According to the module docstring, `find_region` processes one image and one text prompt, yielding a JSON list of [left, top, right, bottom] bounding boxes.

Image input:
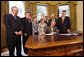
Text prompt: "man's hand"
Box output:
[[67, 29, 70, 33], [15, 31, 19, 35], [24, 33, 27, 36], [18, 31, 22, 35], [50, 32, 54, 34]]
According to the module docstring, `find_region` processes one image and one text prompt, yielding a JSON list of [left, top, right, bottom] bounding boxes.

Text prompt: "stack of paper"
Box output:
[[45, 34, 54, 35]]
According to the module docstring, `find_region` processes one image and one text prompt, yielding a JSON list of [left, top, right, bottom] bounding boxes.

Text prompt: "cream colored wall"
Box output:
[[76, 1, 83, 32]]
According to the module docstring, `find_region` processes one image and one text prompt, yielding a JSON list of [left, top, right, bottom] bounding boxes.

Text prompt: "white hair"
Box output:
[[11, 6, 18, 11]]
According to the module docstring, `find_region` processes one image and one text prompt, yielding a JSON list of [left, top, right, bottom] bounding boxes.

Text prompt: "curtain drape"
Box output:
[[1, 1, 9, 48]]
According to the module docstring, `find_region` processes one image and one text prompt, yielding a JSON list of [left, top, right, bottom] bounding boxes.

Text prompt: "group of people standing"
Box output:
[[4, 6, 71, 56], [32, 11, 71, 35]]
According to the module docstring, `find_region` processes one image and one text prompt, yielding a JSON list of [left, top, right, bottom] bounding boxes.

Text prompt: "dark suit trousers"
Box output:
[[23, 35, 29, 54], [6, 36, 21, 56]]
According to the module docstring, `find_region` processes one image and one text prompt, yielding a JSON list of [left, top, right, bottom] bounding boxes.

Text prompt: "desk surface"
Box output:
[[25, 34, 83, 49]]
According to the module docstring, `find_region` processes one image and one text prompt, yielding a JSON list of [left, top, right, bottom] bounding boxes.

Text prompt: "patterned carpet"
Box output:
[[1, 36, 28, 56], [1, 48, 28, 56]]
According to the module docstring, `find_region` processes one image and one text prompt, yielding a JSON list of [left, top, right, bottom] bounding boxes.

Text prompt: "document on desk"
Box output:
[[59, 34, 73, 36], [45, 34, 54, 35], [59, 33, 79, 36], [45, 31, 79, 36]]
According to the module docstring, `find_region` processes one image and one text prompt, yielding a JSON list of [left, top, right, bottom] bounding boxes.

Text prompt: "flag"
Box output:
[[28, 3, 32, 21]]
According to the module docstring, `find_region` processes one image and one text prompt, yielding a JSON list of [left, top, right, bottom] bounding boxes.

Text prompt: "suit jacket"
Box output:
[[46, 26, 58, 34], [21, 17, 32, 36], [4, 14, 23, 38], [57, 16, 71, 33], [48, 18, 57, 26], [45, 20, 49, 26]]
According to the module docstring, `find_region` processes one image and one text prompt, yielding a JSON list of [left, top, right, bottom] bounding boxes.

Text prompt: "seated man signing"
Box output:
[[46, 22, 59, 34]]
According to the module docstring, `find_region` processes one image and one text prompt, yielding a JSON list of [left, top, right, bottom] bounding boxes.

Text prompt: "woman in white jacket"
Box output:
[[38, 18, 47, 35]]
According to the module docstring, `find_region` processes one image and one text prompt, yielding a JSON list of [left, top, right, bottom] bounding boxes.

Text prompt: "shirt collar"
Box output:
[[12, 13, 17, 17], [62, 16, 65, 19], [51, 26, 54, 28], [11, 13, 15, 16], [27, 19, 31, 22]]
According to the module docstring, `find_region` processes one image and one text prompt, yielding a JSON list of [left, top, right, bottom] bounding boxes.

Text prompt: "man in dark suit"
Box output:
[[4, 6, 23, 56], [48, 14, 57, 26], [21, 12, 32, 54], [57, 10, 71, 33]]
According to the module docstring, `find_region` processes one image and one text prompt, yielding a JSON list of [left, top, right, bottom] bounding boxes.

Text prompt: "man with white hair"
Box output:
[[4, 6, 23, 56], [48, 14, 57, 26]]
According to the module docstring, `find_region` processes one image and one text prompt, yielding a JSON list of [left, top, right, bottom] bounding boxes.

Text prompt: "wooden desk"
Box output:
[[25, 34, 83, 56]]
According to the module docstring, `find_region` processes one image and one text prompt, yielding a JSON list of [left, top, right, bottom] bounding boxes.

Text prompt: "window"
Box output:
[[37, 4, 47, 21], [58, 5, 70, 17], [9, 1, 25, 18]]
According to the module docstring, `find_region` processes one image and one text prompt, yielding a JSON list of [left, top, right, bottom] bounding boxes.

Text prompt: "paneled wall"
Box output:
[[76, 1, 83, 32]]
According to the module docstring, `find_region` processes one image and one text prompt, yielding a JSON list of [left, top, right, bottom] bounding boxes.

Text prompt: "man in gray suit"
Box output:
[[46, 22, 59, 34]]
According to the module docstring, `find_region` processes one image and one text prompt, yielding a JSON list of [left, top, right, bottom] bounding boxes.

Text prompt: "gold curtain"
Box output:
[[1, 1, 9, 48], [54, 4, 59, 19], [47, 3, 51, 19], [25, 1, 29, 12], [47, 3, 57, 19], [30, 3, 37, 16], [25, 1, 37, 20]]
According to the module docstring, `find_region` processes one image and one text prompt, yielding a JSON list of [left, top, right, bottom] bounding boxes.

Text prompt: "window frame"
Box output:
[[37, 3, 48, 21], [58, 4, 70, 17]]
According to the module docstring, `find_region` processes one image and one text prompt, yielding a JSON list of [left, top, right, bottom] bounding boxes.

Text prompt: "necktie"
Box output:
[[62, 18, 64, 24], [14, 16, 16, 20], [52, 27, 53, 33]]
